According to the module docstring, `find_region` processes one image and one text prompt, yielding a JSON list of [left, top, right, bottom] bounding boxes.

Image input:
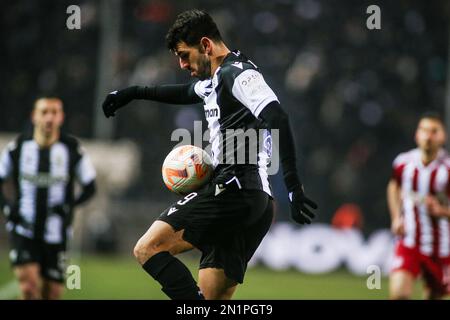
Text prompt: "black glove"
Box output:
[[102, 86, 138, 118], [51, 204, 73, 227], [289, 187, 318, 225], [52, 204, 74, 226], [2, 203, 21, 224], [52, 204, 70, 217]]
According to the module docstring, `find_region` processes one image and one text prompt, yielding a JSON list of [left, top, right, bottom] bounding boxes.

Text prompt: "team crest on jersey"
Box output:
[[263, 133, 272, 158]]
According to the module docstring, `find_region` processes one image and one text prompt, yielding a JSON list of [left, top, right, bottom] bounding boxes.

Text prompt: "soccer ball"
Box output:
[[162, 145, 213, 194]]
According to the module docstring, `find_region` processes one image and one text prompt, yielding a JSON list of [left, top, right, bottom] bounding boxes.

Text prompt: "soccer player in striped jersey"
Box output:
[[388, 112, 450, 299], [0, 97, 97, 299], [102, 9, 317, 299]]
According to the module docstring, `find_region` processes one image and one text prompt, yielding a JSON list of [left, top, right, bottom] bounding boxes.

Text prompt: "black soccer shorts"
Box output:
[[158, 180, 274, 284], [8, 231, 67, 283]]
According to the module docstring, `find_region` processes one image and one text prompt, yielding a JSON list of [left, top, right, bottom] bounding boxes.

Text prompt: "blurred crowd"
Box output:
[[1, 0, 449, 233]]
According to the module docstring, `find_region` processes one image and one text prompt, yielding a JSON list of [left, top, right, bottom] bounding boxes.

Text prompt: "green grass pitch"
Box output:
[[0, 252, 424, 299]]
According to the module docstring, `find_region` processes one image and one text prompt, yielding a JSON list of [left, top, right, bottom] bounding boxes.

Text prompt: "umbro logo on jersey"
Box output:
[[232, 62, 243, 69], [167, 207, 178, 216]]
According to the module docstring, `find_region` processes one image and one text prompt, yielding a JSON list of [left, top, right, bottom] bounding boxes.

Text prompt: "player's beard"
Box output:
[[421, 140, 435, 152], [421, 141, 440, 159], [196, 54, 211, 80]]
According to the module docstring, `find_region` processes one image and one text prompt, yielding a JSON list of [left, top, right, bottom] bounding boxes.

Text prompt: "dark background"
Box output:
[[1, 0, 449, 233]]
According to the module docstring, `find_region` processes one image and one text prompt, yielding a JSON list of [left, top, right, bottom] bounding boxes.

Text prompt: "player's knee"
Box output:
[[18, 279, 40, 300], [133, 237, 164, 264], [202, 286, 236, 300], [390, 293, 410, 300], [203, 291, 230, 300], [389, 289, 411, 300], [44, 287, 64, 300]]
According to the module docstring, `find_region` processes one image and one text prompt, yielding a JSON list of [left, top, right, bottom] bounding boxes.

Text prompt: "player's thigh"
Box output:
[[13, 263, 42, 299], [134, 220, 193, 262], [198, 267, 238, 300], [389, 270, 415, 299], [42, 280, 64, 300]]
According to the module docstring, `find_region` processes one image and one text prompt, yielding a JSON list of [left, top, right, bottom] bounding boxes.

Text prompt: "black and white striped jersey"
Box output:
[[0, 133, 96, 244], [193, 50, 279, 196]]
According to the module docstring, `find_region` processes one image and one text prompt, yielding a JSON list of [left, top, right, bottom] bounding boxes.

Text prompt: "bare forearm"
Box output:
[[441, 207, 450, 218], [387, 180, 402, 221], [429, 199, 450, 219]]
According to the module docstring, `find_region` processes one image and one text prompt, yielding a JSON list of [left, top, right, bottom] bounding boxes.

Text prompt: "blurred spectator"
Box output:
[[331, 203, 364, 230]]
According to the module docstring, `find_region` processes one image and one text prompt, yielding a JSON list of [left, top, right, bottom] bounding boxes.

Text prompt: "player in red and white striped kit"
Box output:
[[388, 113, 450, 299]]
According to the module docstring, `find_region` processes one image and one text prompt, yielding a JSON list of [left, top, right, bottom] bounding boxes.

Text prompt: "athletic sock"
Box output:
[[142, 251, 204, 300]]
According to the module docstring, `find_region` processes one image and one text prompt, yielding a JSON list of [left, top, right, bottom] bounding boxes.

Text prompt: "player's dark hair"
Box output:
[[33, 94, 63, 109], [34, 93, 62, 101], [418, 111, 445, 127], [166, 9, 222, 51]]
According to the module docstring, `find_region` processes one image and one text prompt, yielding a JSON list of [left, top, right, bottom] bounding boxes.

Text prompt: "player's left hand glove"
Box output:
[[52, 204, 74, 226], [289, 187, 318, 225], [52, 204, 70, 216], [102, 86, 138, 118]]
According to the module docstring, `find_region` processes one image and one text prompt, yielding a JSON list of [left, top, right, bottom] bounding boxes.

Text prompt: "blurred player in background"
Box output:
[[0, 96, 97, 299], [387, 112, 450, 299], [102, 9, 317, 299]]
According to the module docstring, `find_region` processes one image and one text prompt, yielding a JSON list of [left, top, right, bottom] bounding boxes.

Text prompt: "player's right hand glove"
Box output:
[[102, 86, 138, 118], [2, 203, 21, 224], [289, 187, 318, 225]]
